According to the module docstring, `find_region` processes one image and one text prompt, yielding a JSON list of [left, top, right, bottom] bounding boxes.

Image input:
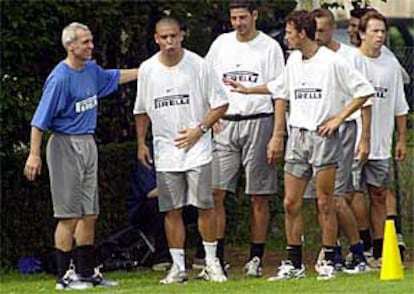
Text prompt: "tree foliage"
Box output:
[[0, 0, 296, 156]]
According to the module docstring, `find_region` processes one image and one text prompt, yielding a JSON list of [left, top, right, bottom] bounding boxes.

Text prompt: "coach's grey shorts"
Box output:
[[304, 121, 356, 198], [157, 163, 214, 212], [285, 127, 342, 180], [212, 116, 277, 195], [46, 134, 99, 218]]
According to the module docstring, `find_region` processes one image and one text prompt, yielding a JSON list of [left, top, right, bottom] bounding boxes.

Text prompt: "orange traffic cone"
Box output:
[[380, 219, 404, 280]]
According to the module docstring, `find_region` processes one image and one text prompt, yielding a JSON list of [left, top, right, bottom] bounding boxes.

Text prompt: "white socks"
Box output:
[[203, 241, 218, 266], [169, 248, 185, 271]]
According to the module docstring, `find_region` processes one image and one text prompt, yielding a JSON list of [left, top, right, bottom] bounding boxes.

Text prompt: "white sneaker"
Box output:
[[316, 260, 336, 280], [197, 258, 227, 283], [268, 260, 305, 281], [160, 264, 188, 285], [343, 261, 370, 274], [55, 268, 93, 290], [366, 257, 382, 270], [89, 266, 118, 287], [314, 248, 325, 273], [244, 256, 263, 277]]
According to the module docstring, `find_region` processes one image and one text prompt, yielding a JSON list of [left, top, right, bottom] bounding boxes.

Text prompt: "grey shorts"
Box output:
[[46, 134, 99, 218], [212, 115, 277, 195], [304, 121, 357, 198], [285, 127, 342, 180], [157, 163, 214, 212], [350, 159, 391, 192]]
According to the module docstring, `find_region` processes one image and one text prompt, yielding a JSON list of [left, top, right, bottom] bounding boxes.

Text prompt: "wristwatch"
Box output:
[[198, 123, 209, 134]]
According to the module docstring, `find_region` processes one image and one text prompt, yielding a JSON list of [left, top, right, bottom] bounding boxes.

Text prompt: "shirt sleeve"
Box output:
[[336, 58, 375, 101], [30, 76, 66, 131], [95, 64, 120, 98], [133, 64, 147, 115], [203, 60, 229, 109], [394, 70, 410, 116], [267, 68, 289, 100]]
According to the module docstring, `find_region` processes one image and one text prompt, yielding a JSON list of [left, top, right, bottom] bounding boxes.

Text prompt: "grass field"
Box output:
[[1, 267, 413, 294]]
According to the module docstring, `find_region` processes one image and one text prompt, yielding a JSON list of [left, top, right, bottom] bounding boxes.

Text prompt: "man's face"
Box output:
[[315, 16, 335, 46], [68, 29, 94, 61], [154, 23, 183, 56], [284, 22, 302, 49], [348, 16, 360, 46], [230, 8, 257, 37], [361, 18, 386, 50]]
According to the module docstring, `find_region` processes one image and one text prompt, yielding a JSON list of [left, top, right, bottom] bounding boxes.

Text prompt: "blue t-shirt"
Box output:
[[31, 60, 120, 134]]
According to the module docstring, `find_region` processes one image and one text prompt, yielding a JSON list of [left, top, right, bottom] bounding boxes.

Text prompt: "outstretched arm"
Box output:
[[223, 78, 271, 95], [119, 69, 139, 84]]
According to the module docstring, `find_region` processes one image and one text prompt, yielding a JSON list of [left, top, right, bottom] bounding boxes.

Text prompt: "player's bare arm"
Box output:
[[395, 114, 407, 161], [356, 105, 372, 162], [175, 103, 228, 149], [223, 77, 271, 94], [318, 94, 373, 136], [135, 113, 153, 169], [267, 99, 286, 165]]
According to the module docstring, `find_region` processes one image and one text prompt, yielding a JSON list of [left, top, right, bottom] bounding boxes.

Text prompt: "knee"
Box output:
[[317, 197, 333, 215], [370, 187, 386, 204], [284, 197, 300, 215]]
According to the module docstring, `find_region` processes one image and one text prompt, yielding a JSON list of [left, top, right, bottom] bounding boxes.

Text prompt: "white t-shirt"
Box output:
[[336, 42, 367, 121], [205, 31, 284, 115], [354, 50, 410, 160], [267, 46, 375, 131], [382, 46, 410, 84], [133, 49, 228, 171]]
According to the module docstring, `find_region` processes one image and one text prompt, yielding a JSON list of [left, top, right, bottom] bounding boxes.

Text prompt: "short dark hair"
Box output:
[[311, 8, 335, 24], [229, 0, 257, 12], [359, 10, 388, 33], [285, 10, 316, 40], [350, 7, 377, 19], [155, 16, 181, 32]]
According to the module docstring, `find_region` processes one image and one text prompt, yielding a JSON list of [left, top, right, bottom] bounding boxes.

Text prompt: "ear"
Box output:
[[154, 33, 160, 45], [252, 10, 258, 21], [298, 29, 307, 40], [359, 32, 365, 40], [179, 30, 184, 42]]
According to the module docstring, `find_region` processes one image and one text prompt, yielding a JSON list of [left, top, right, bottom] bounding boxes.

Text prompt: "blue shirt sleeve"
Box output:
[[95, 64, 120, 98], [31, 76, 66, 131]]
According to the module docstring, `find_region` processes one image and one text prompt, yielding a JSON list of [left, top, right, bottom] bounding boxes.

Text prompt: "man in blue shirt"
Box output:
[[23, 22, 138, 290]]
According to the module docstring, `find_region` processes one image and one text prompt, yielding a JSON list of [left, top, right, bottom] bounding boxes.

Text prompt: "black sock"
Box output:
[[195, 236, 205, 259], [372, 239, 383, 259], [75, 245, 95, 278], [387, 215, 402, 234], [216, 238, 225, 263], [323, 246, 335, 263], [287, 245, 302, 269], [359, 229, 372, 251], [56, 248, 72, 280], [250, 243, 265, 260], [349, 242, 366, 262]]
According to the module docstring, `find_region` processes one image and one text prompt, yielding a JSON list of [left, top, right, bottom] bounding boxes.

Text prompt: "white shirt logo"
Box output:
[[75, 95, 98, 113]]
